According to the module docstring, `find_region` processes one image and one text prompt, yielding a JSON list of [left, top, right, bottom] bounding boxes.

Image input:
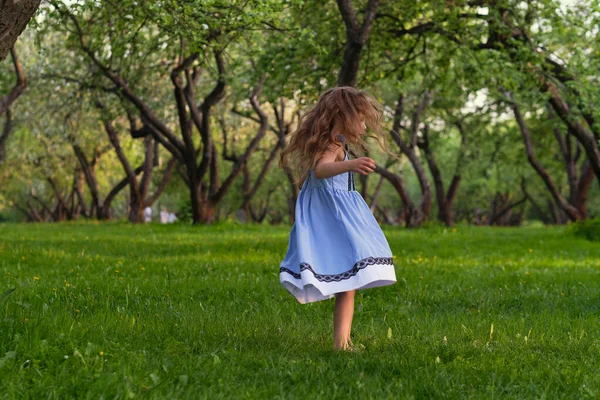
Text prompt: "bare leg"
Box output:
[[334, 290, 356, 350]]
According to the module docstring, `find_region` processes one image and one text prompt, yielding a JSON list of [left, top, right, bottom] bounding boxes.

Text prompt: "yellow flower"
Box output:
[[75, 309, 80, 313], [141, 267, 145, 271], [529, 249, 533, 253], [115, 270, 119, 273], [99, 351, 104, 357], [65, 283, 70, 287], [33, 276, 40, 281], [24, 318, 29, 322]]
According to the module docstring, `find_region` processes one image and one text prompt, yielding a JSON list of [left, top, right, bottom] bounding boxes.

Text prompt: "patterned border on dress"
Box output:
[[280, 256, 394, 283]]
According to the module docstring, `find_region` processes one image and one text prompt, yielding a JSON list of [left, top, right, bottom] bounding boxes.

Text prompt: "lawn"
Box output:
[[1, 222, 599, 399]]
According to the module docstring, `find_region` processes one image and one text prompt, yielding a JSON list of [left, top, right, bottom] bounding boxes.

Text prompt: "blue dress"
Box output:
[[280, 139, 396, 304]]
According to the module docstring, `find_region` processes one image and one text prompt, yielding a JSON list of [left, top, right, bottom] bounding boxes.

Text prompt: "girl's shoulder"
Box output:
[[323, 142, 346, 162]]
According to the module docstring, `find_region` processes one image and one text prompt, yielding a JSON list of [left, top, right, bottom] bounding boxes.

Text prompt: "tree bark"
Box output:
[[0, 1, 41, 61], [336, 0, 380, 87]]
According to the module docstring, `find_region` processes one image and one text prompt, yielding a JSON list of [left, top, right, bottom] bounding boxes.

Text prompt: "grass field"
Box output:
[[1, 222, 599, 399]]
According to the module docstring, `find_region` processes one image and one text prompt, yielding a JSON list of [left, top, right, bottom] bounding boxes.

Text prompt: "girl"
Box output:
[[279, 86, 397, 350]]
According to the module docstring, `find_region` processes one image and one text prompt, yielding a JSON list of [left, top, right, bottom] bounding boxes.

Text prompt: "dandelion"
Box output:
[[529, 249, 533, 252], [75, 309, 80, 313], [24, 318, 29, 322], [141, 267, 145, 271], [33, 276, 39, 281], [525, 271, 530, 276], [115, 270, 119, 273], [65, 283, 70, 287], [52, 288, 56, 292], [99, 351, 104, 357]]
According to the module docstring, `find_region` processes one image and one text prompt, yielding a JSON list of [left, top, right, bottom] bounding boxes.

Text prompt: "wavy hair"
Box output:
[[279, 86, 390, 186]]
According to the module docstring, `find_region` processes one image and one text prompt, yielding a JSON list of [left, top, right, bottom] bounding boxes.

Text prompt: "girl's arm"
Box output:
[[313, 145, 376, 179]]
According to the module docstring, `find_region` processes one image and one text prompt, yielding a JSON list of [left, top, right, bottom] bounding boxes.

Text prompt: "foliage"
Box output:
[[570, 218, 600, 242]]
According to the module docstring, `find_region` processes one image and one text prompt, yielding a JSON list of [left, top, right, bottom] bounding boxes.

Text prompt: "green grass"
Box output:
[[1, 222, 599, 399]]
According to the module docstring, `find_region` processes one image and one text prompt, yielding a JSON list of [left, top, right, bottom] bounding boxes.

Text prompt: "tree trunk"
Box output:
[[336, 0, 379, 87], [0, 0, 41, 61], [128, 199, 144, 223], [0, 108, 12, 165]]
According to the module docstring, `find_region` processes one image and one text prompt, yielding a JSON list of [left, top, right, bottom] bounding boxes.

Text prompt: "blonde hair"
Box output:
[[280, 86, 390, 186]]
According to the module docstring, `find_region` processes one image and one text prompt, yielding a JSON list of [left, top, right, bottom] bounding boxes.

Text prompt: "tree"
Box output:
[[504, 91, 593, 221], [336, 0, 380, 87], [0, 0, 41, 60], [0, 49, 26, 164], [96, 102, 177, 223]]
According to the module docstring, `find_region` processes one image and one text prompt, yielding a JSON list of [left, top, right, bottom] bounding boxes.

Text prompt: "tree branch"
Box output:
[[0, 49, 27, 115]]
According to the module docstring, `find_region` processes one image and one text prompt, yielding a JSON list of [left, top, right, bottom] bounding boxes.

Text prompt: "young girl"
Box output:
[[279, 86, 396, 350]]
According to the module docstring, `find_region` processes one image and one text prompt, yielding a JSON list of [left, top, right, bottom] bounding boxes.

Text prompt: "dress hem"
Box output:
[[279, 258, 396, 304]]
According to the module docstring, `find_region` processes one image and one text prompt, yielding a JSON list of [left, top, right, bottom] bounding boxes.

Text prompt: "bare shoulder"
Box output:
[[325, 143, 345, 162]]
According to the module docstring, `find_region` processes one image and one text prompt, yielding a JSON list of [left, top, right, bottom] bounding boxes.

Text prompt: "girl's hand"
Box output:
[[348, 157, 376, 175]]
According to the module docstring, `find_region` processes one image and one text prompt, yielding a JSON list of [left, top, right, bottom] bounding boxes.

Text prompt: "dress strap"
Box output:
[[336, 134, 350, 159], [336, 134, 355, 191]]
